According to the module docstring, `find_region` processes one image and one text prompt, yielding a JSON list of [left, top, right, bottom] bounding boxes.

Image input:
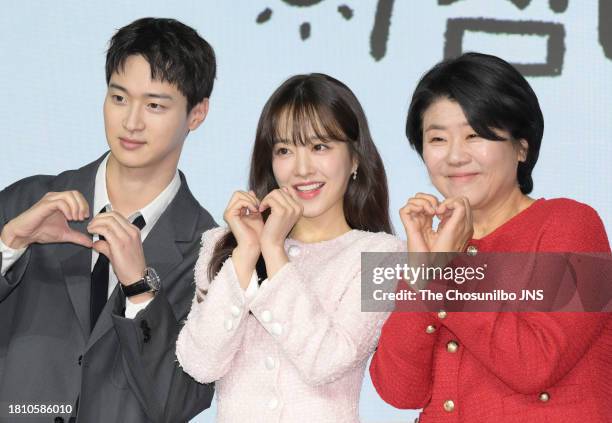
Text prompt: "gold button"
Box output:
[[438, 310, 447, 319], [443, 399, 455, 412], [425, 325, 436, 334], [446, 340, 459, 353], [539, 392, 550, 402], [466, 245, 478, 256]]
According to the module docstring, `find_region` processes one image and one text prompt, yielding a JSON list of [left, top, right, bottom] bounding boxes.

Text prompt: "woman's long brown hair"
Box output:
[[208, 73, 392, 280]]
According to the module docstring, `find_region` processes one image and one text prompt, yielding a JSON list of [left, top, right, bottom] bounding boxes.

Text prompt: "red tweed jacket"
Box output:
[[370, 198, 612, 423]]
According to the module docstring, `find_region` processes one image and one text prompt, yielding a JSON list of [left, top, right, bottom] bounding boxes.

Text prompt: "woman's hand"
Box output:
[[224, 191, 264, 250], [400, 193, 439, 253], [432, 196, 473, 252], [223, 191, 264, 289], [259, 187, 303, 277], [400, 193, 473, 253]]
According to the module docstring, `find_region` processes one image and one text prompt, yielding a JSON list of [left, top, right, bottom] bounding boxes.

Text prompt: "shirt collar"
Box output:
[[93, 154, 181, 238]]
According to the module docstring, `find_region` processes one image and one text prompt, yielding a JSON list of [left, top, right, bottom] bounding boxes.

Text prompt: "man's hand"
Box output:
[[87, 211, 146, 285], [0, 191, 92, 250]]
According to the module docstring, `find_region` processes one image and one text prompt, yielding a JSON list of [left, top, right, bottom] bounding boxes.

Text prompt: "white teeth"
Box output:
[[295, 183, 324, 192]]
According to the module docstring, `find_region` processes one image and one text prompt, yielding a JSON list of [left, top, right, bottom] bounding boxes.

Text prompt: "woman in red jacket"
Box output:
[[369, 52, 611, 422]]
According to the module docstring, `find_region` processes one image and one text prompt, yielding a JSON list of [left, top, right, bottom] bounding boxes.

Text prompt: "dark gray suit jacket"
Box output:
[[0, 154, 216, 422]]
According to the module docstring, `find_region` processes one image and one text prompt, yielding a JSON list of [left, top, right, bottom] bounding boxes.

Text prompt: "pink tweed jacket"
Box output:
[[176, 227, 402, 423]]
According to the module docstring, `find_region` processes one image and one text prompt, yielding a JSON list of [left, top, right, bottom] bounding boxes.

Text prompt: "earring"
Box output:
[[352, 169, 358, 180]]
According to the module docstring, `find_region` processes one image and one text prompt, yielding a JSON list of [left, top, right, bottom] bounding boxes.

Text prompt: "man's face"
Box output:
[[103, 55, 205, 174]]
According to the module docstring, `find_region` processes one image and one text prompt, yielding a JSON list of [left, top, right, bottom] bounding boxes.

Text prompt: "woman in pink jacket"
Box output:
[[176, 73, 401, 422]]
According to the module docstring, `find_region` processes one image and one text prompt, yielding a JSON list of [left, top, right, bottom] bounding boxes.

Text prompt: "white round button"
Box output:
[[287, 245, 301, 258], [268, 397, 279, 410], [224, 319, 234, 331], [265, 356, 276, 370], [261, 310, 272, 323], [230, 305, 241, 317], [271, 323, 283, 336]]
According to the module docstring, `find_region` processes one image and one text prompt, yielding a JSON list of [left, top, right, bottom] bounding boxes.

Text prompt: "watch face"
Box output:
[[145, 267, 161, 291]]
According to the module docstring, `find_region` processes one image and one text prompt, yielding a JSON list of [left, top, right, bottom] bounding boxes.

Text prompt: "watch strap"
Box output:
[[121, 278, 151, 297]]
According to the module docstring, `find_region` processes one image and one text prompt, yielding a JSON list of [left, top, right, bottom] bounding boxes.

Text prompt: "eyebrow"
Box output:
[[424, 122, 470, 132], [108, 83, 174, 101], [273, 136, 336, 145]]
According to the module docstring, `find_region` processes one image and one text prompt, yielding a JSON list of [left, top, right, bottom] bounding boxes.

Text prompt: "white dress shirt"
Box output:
[[0, 154, 181, 318]]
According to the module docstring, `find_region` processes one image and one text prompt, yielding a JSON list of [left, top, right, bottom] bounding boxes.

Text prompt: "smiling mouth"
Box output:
[[448, 173, 479, 180], [294, 182, 325, 192], [293, 182, 325, 200]]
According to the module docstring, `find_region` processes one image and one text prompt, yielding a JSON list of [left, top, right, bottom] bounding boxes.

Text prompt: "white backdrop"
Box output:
[[1, 1, 610, 421]]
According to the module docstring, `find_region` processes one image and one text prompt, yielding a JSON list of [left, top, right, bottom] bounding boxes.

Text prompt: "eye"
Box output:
[[111, 94, 125, 104], [466, 133, 480, 140], [429, 136, 445, 143], [148, 103, 166, 111], [312, 143, 330, 152], [274, 147, 290, 156]]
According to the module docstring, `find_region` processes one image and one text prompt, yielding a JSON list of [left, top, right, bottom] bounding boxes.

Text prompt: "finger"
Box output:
[[67, 191, 86, 220], [56, 192, 79, 220], [414, 193, 440, 211], [88, 219, 129, 247], [71, 191, 90, 220], [274, 188, 293, 207], [90, 212, 135, 236], [228, 198, 261, 217], [237, 192, 260, 212], [229, 193, 260, 214], [440, 197, 465, 214], [246, 191, 261, 207], [461, 196, 472, 223], [279, 187, 302, 214], [44, 198, 74, 221], [436, 197, 458, 216], [401, 202, 427, 216], [258, 191, 275, 212], [274, 189, 298, 215], [228, 191, 259, 213], [259, 191, 285, 213], [92, 239, 111, 259], [63, 229, 93, 248], [440, 199, 467, 227], [280, 186, 296, 202], [108, 211, 143, 234], [408, 198, 436, 215]]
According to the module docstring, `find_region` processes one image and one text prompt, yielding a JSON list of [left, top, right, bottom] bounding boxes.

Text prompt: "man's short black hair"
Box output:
[[406, 52, 544, 194], [105, 17, 216, 112]]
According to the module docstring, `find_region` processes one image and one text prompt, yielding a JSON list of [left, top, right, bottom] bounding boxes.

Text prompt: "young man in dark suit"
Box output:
[[0, 18, 216, 422]]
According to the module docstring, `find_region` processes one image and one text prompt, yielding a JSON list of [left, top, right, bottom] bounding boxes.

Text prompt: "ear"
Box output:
[[187, 98, 209, 131], [351, 156, 359, 174], [517, 139, 529, 162]]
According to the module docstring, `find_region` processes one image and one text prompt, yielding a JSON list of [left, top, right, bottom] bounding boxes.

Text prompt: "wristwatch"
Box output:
[[121, 267, 161, 297]]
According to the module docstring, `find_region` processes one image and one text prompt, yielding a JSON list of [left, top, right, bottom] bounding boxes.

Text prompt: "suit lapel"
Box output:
[[57, 155, 104, 339], [59, 242, 93, 339]]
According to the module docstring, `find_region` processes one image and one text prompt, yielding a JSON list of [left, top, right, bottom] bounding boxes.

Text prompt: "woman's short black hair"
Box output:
[[105, 17, 216, 112], [405, 52, 544, 194]]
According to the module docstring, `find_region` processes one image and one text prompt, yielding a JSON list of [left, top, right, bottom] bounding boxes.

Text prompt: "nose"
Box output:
[[294, 147, 315, 177], [122, 104, 145, 132], [446, 138, 471, 166]]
